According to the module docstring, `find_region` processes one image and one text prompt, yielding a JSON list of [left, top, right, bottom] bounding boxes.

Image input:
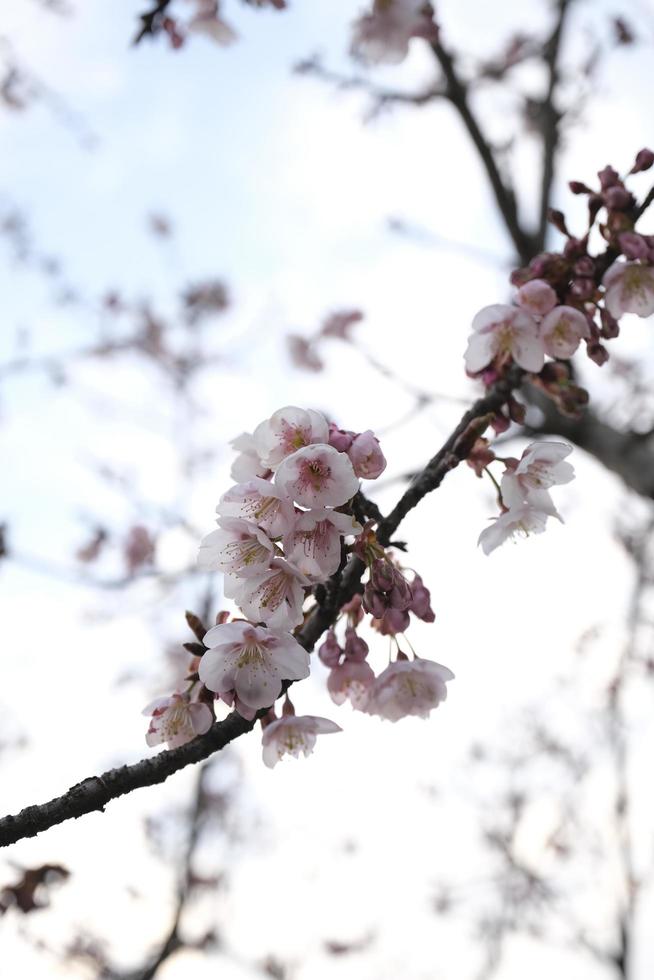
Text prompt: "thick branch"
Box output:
[[430, 37, 535, 263], [0, 368, 525, 849]]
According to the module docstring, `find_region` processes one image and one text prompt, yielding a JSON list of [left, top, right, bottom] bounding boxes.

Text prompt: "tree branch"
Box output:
[[536, 0, 572, 251], [0, 367, 525, 849], [430, 37, 535, 263]]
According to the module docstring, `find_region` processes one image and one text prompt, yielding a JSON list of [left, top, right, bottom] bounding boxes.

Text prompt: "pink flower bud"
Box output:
[[344, 626, 369, 662], [328, 423, 354, 453], [376, 608, 411, 636], [348, 430, 387, 480], [631, 148, 654, 174], [604, 187, 633, 211], [319, 629, 343, 668], [409, 574, 435, 622], [618, 232, 649, 260], [598, 165, 620, 189]]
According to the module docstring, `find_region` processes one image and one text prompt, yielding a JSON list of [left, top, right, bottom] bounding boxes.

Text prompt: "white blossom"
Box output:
[[275, 444, 359, 509], [283, 508, 361, 579], [464, 304, 545, 373], [603, 261, 654, 319], [261, 715, 341, 768], [253, 406, 329, 469], [366, 658, 454, 722], [143, 694, 212, 749], [199, 621, 310, 712], [225, 558, 310, 630], [197, 517, 275, 577]]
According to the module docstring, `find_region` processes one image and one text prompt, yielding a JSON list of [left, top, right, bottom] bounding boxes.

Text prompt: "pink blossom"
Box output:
[[516, 279, 558, 317], [328, 660, 375, 709], [217, 478, 295, 538], [283, 509, 361, 580], [344, 626, 369, 662], [366, 658, 454, 722], [199, 621, 310, 712], [225, 558, 310, 630], [197, 517, 275, 577], [540, 306, 590, 358], [229, 432, 269, 483], [506, 441, 574, 495], [464, 304, 545, 373], [351, 0, 438, 66], [409, 574, 435, 622], [275, 444, 359, 509], [261, 714, 341, 768], [253, 406, 329, 469], [143, 694, 212, 749], [602, 261, 654, 318], [348, 430, 387, 480], [478, 504, 550, 555], [328, 423, 354, 453]]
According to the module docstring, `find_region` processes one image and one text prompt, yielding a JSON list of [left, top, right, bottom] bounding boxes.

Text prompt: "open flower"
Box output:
[[225, 558, 310, 630], [283, 508, 361, 579], [478, 504, 550, 555], [327, 660, 375, 709], [464, 304, 544, 373], [197, 517, 275, 577], [275, 444, 359, 508], [366, 658, 454, 722], [602, 261, 654, 318], [199, 621, 310, 712], [229, 432, 269, 482], [143, 694, 213, 749], [261, 715, 342, 768], [504, 441, 574, 497], [217, 478, 295, 538], [253, 406, 329, 469], [540, 306, 590, 359]]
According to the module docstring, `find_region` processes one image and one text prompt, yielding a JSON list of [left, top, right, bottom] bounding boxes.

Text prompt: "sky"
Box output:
[[1, 0, 654, 977]]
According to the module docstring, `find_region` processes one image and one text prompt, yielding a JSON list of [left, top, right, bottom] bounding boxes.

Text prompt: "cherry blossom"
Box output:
[[199, 621, 310, 712], [261, 715, 342, 768], [143, 694, 213, 749], [516, 279, 558, 317], [464, 304, 545, 373], [366, 658, 454, 722], [327, 660, 375, 709], [478, 504, 550, 555], [217, 478, 295, 538], [229, 432, 269, 483], [275, 444, 359, 509], [350, 0, 438, 66], [540, 306, 590, 359], [505, 441, 574, 495], [348, 430, 387, 479], [197, 517, 275, 577], [253, 406, 329, 469], [283, 508, 361, 579], [602, 261, 654, 318], [225, 558, 310, 630], [187, 0, 237, 45]]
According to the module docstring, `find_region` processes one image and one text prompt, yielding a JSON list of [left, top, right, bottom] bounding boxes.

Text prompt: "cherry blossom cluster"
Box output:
[[144, 405, 456, 764], [465, 149, 654, 551]]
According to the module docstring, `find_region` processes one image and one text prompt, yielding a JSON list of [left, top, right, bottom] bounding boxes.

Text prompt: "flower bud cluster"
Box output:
[[466, 150, 654, 420]]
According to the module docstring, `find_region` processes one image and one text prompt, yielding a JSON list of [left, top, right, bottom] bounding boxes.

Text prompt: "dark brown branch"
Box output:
[[536, 0, 572, 251], [0, 367, 525, 849], [430, 37, 535, 263]]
